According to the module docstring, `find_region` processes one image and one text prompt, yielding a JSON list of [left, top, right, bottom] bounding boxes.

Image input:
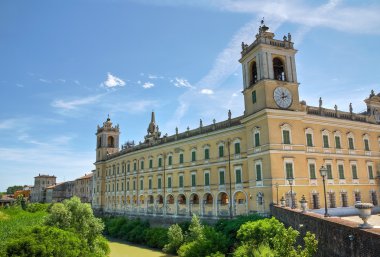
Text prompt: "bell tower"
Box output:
[[240, 20, 301, 116], [96, 115, 120, 162]]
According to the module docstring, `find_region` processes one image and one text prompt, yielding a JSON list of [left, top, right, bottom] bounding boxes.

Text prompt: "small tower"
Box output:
[[96, 115, 120, 161], [239, 20, 301, 115], [144, 111, 161, 143]]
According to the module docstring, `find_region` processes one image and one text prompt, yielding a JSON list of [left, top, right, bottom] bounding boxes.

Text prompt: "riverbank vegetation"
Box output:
[[104, 214, 318, 257], [0, 197, 109, 257]]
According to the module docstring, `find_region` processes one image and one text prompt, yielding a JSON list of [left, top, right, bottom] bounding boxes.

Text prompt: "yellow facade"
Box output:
[[92, 22, 380, 217]]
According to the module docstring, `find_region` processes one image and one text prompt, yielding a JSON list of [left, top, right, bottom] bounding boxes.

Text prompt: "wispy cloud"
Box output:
[[101, 72, 126, 88], [51, 94, 103, 110], [200, 89, 214, 95], [106, 100, 159, 114], [171, 77, 195, 89], [39, 78, 51, 83], [148, 74, 164, 79], [142, 82, 155, 89]]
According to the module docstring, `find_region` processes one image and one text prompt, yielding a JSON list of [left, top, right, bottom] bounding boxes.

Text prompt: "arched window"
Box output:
[[97, 137, 102, 148], [251, 61, 258, 84], [273, 58, 285, 81], [107, 136, 114, 147]]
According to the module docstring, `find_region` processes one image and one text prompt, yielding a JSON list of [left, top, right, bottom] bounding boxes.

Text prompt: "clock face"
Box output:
[[273, 87, 292, 109]]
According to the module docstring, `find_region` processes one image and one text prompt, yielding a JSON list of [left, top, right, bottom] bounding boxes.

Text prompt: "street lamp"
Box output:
[[319, 165, 330, 217], [287, 178, 295, 209], [274, 183, 279, 205]]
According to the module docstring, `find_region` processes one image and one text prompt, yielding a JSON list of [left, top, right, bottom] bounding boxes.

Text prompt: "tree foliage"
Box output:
[[6, 185, 23, 195], [234, 218, 318, 257], [45, 197, 105, 247], [163, 223, 184, 254]]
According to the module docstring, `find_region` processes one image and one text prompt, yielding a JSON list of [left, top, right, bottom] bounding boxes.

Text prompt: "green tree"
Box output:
[[186, 214, 204, 242], [44, 196, 108, 254], [4, 226, 89, 257], [163, 224, 184, 254], [234, 218, 317, 257], [6, 186, 23, 194]]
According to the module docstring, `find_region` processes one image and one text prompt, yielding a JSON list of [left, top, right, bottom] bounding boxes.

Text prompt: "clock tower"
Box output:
[[239, 21, 301, 116]]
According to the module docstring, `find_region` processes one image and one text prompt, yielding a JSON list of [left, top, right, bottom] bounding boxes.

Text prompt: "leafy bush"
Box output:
[[26, 203, 49, 213], [234, 218, 318, 257], [145, 227, 169, 249], [4, 226, 89, 257], [163, 224, 184, 254]]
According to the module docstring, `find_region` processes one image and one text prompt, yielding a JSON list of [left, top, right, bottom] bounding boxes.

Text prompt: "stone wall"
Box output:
[[271, 205, 380, 257]]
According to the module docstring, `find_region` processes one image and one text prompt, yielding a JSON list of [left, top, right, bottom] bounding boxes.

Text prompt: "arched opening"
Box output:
[[126, 196, 130, 204], [251, 61, 257, 85], [203, 193, 214, 216], [273, 57, 285, 81], [189, 193, 200, 216], [133, 195, 137, 205], [97, 137, 102, 148], [139, 195, 145, 204], [148, 195, 154, 204], [156, 194, 164, 215], [156, 194, 163, 204], [235, 191, 247, 215], [147, 195, 154, 214], [190, 194, 199, 204], [311, 193, 319, 209], [217, 192, 229, 217], [178, 194, 187, 215], [107, 136, 114, 147], [166, 194, 175, 215]]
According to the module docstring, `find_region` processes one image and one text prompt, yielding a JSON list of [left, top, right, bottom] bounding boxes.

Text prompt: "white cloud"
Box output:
[[137, 80, 141, 84], [171, 77, 195, 89], [39, 78, 51, 83], [200, 89, 214, 95], [142, 82, 155, 89], [16, 84, 24, 88], [51, 94, 102, 110], [101, 72, 126, 88]]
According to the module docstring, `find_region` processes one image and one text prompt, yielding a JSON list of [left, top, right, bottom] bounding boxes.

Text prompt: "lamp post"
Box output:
[[274, 183, 279, 205], [319, 165, 330, 217], [287, 178, 295, 209]]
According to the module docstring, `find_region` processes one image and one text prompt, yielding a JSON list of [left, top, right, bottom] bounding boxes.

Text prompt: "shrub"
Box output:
[[163, 224, 184, 254], [145, 227, 169, 249], [26, 203, 49, 213]]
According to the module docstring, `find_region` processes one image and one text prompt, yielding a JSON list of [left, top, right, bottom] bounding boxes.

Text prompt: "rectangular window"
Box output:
[[191, 151, 196, 162], [127, 181, 130, 191], [352, 165, 358, 179], [309, 163, 316, 179], [179, 176, 183, 188], [168, 177, 172, 188], [338, 164, 345, 179], [127, 164, 130, 173], [158, 158, 162, 167], [364, 139, 370, 151], [335, 136, 341, 149], [179, 153, 184, 164], [283, 130, 290, 144], [204, 149, 210, 160], [326, 164, 333, 179], [158, 178, 162, 189], [285, 163, 293, 179], [235, 142, 241, 154], [205, 173, 210, 186], [323, 135, 329, 148], [256, 164, 262, 181], [236, 169, 242, 184], [306, 133, 313, 147], [368, 166, 374, 179], [219, 171, 225, 185], [141, 161, 144, 170], [252, 90, 257, 103], [168, 156, 173, 166], [133, 180, 136, 190], [348, 138, 354, 150], [149, 159, 153, 169], [191, 174, 196, 187], [254, 133, 260, 147], [133, 162, 137, 171], [122, 182, 124, 191], [116, 183, 119, 191], [149, 179, 152, 190], [140, 180, 143, 190], [219, 146, 224, 157]]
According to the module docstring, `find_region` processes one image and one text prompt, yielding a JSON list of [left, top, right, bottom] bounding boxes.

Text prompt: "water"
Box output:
[[108, 239, 175, 257]]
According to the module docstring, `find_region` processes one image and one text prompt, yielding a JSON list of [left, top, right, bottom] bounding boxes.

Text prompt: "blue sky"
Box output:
[[1, 0, 380, 191]]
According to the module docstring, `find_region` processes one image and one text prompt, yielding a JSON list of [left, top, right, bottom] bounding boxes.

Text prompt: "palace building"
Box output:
[[92, 22, 380, 217]]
